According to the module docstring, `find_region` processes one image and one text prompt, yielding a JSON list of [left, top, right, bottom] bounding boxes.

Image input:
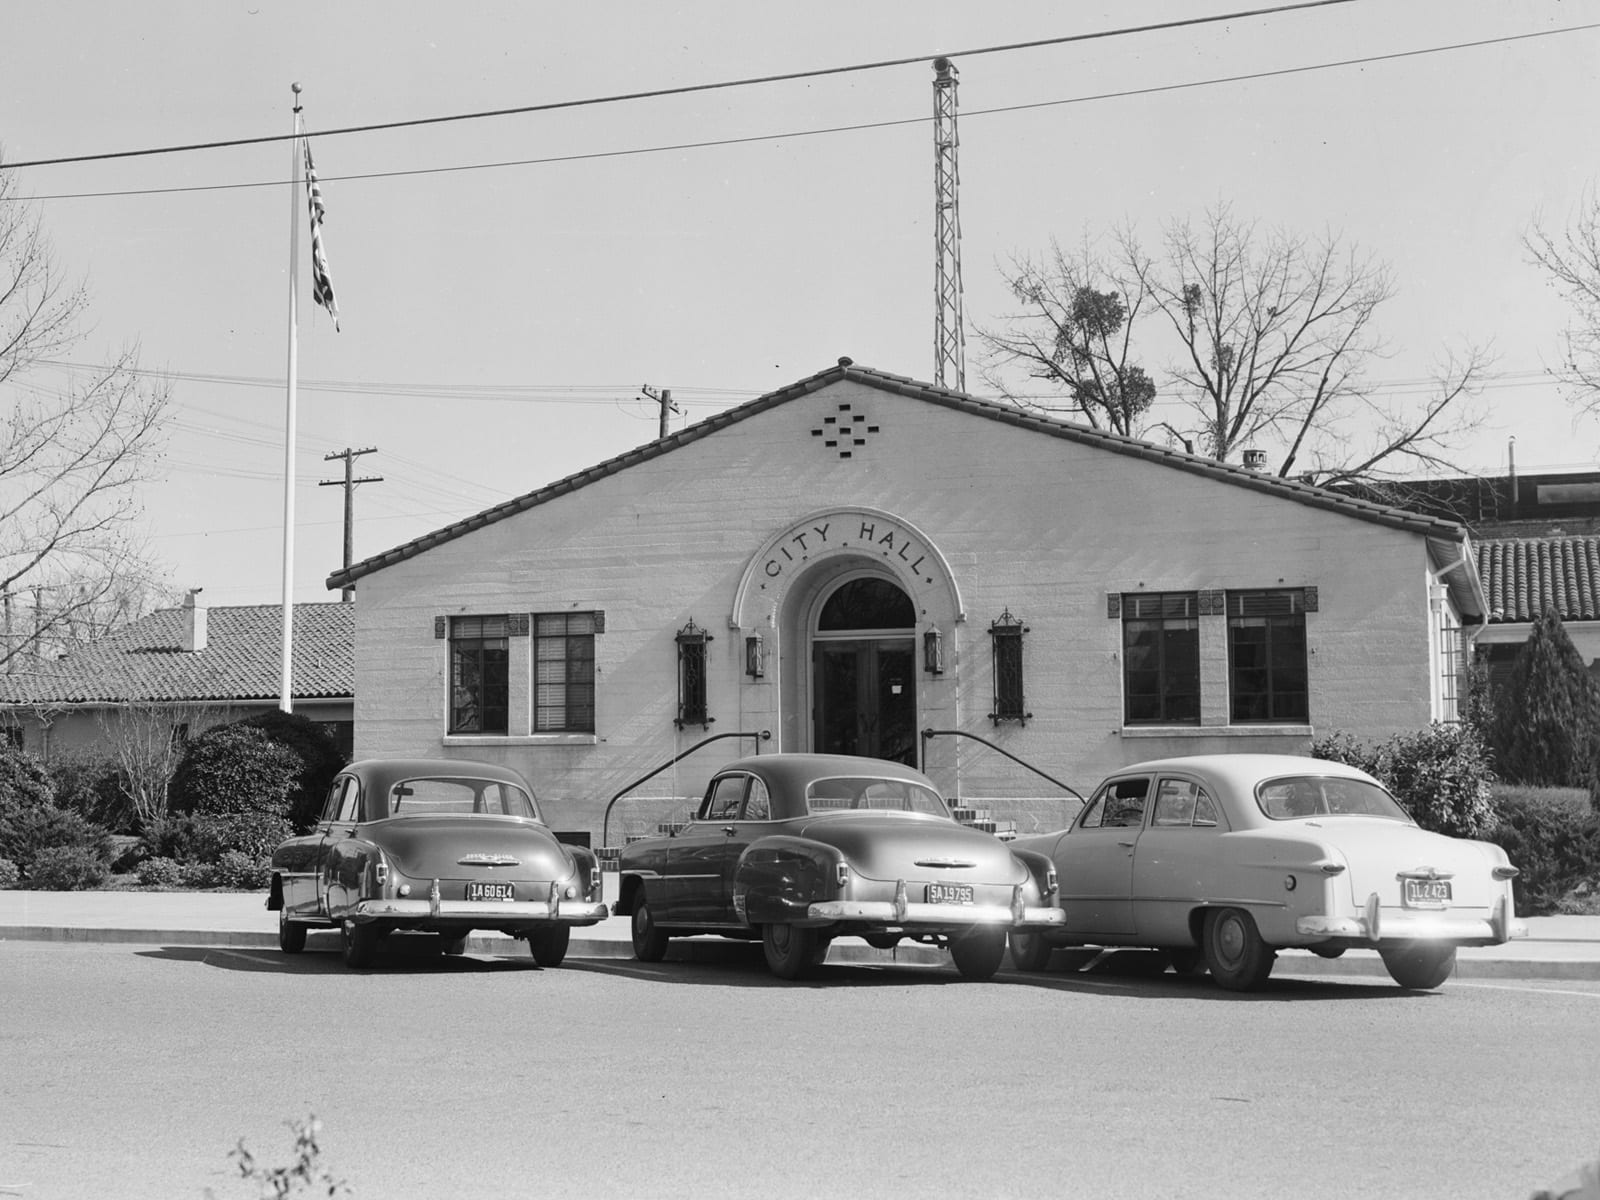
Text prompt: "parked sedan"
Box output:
[[268, 759, 607, 969], [614, 753, 1065, 980], [1008, 754, 1526, 991]]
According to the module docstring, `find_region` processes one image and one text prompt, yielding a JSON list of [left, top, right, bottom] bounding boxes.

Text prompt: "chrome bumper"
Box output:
[[808, 881, 1066, 929], [352, 879, 608, 925], [1296, 893, 1528, 944]]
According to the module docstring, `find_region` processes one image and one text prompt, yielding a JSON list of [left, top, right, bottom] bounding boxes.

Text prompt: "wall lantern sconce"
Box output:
[[675, 618, 712, 730], [744, 632, 766, 679], [923, 627, 944, 675]]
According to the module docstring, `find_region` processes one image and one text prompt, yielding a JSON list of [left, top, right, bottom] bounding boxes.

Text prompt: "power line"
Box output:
[[0, 1, 1357, 172], [14, 20, 1598, 205]]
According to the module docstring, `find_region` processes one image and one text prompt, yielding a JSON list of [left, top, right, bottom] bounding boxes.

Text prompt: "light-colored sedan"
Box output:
[[1008, 754, 1526, 991]]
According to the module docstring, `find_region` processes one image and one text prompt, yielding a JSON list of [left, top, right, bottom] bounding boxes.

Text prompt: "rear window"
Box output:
[[388, 778, 540, 820], [1256, 776, 1410, 822], [806, 776, 949, 817]]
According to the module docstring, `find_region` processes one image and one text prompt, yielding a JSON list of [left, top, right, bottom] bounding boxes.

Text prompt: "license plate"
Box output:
[[466, 881, 515, 901], [927, 882, 974, 905], [1402, 879, 1451, 908]]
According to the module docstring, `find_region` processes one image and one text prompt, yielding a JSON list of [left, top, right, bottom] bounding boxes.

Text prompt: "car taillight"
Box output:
[[834, 862, 849, 890], [1492, 866, 1519, 880], [373, 857, 389, 886], [1044, 863, 1059, 899], [590, 866, 603, 898]]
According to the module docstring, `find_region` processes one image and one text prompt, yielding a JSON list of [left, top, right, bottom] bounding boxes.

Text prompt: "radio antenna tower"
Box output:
[[932, 56, 965, 392]]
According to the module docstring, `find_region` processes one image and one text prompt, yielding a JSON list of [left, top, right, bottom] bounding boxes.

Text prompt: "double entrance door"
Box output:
[[812, 638, 916, 765]]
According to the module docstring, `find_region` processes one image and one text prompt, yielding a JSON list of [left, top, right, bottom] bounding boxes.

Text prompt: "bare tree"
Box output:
[[95, 701, 221, 832], [984, 205, 1486, 484], [975, 238, 1157, 436], [1526, 188, 1600, 413], [0, 156, 171, 674]]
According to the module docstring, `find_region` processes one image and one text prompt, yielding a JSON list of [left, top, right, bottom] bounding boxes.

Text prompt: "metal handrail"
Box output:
[[919, 727, 1085, 806], [600, 729, 771, 848]]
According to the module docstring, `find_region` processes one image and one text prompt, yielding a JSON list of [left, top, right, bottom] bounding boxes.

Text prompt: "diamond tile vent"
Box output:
[[811, 402, 881, 459]]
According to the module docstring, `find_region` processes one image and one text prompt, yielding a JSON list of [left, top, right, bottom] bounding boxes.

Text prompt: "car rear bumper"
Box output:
[[1296, 893, 1527, 945], [808, 882, 1066, 929], [351, 897, 610, 924]]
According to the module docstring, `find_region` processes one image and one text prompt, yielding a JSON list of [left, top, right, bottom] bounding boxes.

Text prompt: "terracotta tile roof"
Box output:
[[329, 359, 1471, 591], [1478, 536, 1600, 624], [0, 603, 354, 706]]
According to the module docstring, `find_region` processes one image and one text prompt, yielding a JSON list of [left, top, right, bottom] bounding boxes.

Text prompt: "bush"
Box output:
[[27, 844, 110, 891], [51, 756, 133, 833], [0, 857, 18, 889], [185, 811, 293, 863], [1313, 722, 1497, 839], [2, 804, 114, 876], [137, 855, 186, 889], [170, 725, 298, 820], [237, 711, 346, 831], [1488, 608, 1600, 791], [201, 850, 272, 891], [1485, 786, 1600, 916]]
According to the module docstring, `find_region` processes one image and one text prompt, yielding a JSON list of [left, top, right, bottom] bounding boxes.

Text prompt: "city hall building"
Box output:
[[329, 360, 1483, 846]]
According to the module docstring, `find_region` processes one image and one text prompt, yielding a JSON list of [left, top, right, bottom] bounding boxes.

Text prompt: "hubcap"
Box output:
[[1217, 916, 1245, 964]]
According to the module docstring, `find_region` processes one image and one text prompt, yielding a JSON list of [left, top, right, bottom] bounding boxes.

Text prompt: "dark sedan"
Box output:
[[614, 753, 1064, 980], [268, 758, 607, 968]]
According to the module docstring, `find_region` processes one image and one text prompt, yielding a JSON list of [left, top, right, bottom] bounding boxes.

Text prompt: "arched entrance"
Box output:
[[811, 575, 917, 764]]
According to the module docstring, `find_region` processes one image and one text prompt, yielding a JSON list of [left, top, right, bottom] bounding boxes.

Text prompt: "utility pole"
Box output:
[[320, 447, 383, 603], [641, 384, 678, 439], [932, 56, 966, 392]]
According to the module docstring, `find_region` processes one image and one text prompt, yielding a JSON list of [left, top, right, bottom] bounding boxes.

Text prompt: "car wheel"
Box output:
[[341, 920, 382, 969], [1380, 941, 1456, 989], [630, 899, 670, 963], [762, 923, 820, 980], [437, 933, 468, 956], [1165, 947, 1204, 975], [278, 909, 307, 955], [950, 927, 1007, 980], [1009, 929, 1054, 972], [1202, 907, 1275, 991], [528, 925, 571, 968]]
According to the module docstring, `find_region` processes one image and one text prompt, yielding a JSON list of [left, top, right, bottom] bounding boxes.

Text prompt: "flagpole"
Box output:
[[280, 82, 302, 713]]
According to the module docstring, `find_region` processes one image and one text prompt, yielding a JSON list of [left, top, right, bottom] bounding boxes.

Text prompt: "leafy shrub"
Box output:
[[237, 711, 347, 831], [185, 812, 292, 866], [27, 844, 110, 891], [51, 756, 132, 833], [2, 804, 114, 876], [0, 857, 18, 889], [201, 850, 272, 891], [137, 855, 186, 889], [1485, 786, 1600, 916], [170, 725, 297, 820], [1313, 722, 1497, 838]]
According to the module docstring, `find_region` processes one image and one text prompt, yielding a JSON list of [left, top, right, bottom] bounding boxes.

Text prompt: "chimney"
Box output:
[[181, 588, 207, 653], [1241, 448, 1268, 471]]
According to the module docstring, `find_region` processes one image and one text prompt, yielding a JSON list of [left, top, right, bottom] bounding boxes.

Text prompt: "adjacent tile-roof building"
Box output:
[[1476, 535, 1600, 624]]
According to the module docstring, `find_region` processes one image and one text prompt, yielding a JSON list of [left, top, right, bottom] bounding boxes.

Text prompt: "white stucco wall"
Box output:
[[348, 378, 1454, 840]]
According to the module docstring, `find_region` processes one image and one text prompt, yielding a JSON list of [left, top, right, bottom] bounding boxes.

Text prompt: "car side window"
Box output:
[[702, 774, 747, 821], [1080, 778, 1150, 828], [322, 777, 359, 824], [1152, 778, 1199, 826], [742, 777, 772, 821], [1192, 790, 1220, 826]]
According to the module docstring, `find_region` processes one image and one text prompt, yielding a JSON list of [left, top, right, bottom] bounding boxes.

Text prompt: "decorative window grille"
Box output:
[[534, 612, 598, 733], [1226, 589, 1309, 723], [988, 608, 1029, 725], [1122, 592, 1201, 724], [676, 619, 712, 730]]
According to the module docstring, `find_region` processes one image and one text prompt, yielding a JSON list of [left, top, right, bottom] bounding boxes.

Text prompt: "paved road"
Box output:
[[3, 938, 1598, 1200]]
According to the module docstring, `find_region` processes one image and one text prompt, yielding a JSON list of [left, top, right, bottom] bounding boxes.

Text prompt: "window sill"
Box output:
[[443, 734, 599, 747], [1121, 725, 1312, 738]]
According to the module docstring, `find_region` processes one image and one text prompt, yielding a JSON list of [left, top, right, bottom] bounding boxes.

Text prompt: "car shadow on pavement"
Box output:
[[137, 939, 548, 975]]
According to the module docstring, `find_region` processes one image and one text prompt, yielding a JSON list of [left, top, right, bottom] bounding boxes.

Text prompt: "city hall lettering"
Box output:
[[763, 518, 927, 579]]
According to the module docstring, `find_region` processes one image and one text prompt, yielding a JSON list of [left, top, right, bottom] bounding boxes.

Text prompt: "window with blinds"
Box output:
[[1226, 589, 1309, 723], [535, 612, 598, 733]]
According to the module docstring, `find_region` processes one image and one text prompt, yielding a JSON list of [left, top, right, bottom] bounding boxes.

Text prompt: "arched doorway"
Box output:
[[811, 575, 917, 764]]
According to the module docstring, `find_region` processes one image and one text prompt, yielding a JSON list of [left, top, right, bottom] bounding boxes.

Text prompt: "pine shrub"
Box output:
[[1489, 607, 1600, 790]]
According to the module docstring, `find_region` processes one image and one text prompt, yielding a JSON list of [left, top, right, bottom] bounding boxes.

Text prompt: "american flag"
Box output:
[[303, 140, 340, 331]]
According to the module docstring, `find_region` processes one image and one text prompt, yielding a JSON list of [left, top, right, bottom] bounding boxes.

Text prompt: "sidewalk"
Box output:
[[2, 884, 1598, 980]]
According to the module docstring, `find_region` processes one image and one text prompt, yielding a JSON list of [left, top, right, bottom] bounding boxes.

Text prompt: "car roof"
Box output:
[[713, 753, 938, 790], [1101, 754, 1377, 788]]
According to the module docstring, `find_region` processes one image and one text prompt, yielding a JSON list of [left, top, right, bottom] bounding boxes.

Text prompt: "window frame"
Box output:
[[448, 614, 512, 735], [1121, 592, 1201, 726], [534, 612, 598, 734], [1226, 588, 1310, 725]]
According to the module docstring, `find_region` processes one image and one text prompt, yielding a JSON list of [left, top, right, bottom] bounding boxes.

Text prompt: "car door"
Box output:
[[317, 774, 363, 917], [662, 773, 749, 926], [1131, 775, 1227, 945], [1055, 776, 1150, 938]]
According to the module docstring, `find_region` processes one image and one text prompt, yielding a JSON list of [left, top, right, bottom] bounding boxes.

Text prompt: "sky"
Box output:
[[3, 0, 1600, 608]]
